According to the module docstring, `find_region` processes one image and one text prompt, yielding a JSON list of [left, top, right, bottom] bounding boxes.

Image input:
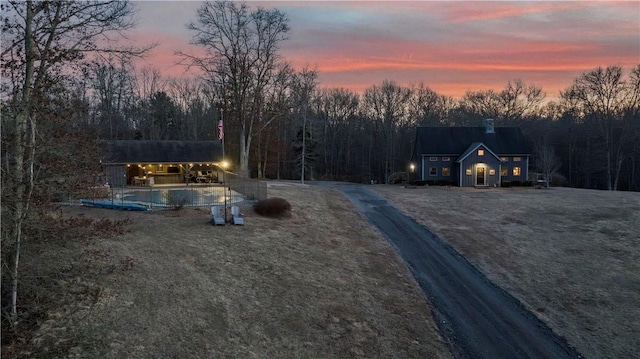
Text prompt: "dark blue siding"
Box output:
[[420, 156, 456, 183], [459, 147, 500, 187], [499, 156, 529, 182]]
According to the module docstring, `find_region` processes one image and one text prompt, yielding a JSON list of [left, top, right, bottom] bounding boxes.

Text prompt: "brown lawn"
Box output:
[[8, 182, 451, 358], [372, 185, 640, 359]]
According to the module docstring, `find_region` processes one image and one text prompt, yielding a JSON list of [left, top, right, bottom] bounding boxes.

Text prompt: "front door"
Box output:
[[476, 165, 486, 186]]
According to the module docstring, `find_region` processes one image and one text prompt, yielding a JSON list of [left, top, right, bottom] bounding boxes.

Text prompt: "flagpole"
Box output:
[[221, 109, 225, 166], [220, 108, 227, 223]]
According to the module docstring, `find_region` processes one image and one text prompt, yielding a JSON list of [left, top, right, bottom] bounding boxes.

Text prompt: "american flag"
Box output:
[[218, 120, 224, 141]]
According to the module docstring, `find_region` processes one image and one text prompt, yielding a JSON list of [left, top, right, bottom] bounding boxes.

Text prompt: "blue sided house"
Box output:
[[412, 119, 530, 187]]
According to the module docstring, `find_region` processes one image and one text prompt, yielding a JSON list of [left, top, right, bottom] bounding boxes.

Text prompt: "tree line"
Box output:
[[1, 0, 639, 337], [68, 59, 640, 191]]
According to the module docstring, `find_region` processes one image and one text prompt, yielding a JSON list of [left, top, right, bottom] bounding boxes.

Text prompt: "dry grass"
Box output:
[[372, 185, 640, 359], [10, 182, 450, 358]]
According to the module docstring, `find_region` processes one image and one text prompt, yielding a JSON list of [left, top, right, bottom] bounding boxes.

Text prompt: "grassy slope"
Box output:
[[11, 183, 450, 358]]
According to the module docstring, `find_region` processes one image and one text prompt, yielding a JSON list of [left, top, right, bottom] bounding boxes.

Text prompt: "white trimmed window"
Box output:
[[442, 167, 450, 176], [429, 167, 437, 176], [442, 157, 450, 162], [513, 166, 521, 176], [478, 149, 484, 156], [429, 157, 438, 161], [514, 157, 522, 162]]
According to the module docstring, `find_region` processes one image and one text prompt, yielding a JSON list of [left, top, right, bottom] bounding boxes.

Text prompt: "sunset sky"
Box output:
[[130, 1, 640, 99]]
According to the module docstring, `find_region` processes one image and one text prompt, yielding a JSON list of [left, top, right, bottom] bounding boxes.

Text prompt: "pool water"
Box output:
[[115, 186, 243, 208]]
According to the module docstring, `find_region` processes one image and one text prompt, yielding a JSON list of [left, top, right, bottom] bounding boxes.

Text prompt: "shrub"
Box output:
[[387, 171, 408, 184], [164, 191, 189, 210], [253, 197, 291, 217]]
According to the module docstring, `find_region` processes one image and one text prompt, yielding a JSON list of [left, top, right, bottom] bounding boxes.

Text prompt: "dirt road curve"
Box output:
[[325, 183, 583, 359]]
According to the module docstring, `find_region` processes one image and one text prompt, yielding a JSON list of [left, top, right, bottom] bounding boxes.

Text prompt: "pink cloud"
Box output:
[[128, 30, 206, 79], [130, 1, 638, 99], [434, 2, 592, 23]]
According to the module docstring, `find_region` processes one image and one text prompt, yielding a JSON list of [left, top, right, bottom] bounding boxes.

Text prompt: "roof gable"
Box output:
[[414, 126, 529, 156], [105, 140, 223, 164], [456, 142, 501, 163]]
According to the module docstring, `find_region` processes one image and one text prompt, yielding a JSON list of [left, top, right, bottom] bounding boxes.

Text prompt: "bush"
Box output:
[[388, 171, 408, 184], [164, 191, 189, 210], [501, 181, 511, 188], [253, 197, 291, 217]]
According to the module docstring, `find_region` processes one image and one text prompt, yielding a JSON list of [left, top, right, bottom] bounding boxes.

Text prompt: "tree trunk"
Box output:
[[261, 130, 271, 178], [9, 0, 37, 328], [239, 125, 251, 177], [606, 133, 613, 190], [301, 105, 307, 184]]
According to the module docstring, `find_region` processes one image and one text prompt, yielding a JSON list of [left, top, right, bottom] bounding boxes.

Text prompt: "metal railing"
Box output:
[[80, 174, 266, 210], [85, 180, 266, 209], [224, 171, 267, 202]]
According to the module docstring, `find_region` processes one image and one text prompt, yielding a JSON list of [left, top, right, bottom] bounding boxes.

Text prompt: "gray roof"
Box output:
[[105, 140, 223, 164], [414, 127, 529, 156]]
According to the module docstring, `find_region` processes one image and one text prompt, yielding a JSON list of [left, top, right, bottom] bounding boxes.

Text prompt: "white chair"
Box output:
[[196, 171, 210, 183], [211, 206, 225, 226], [231, 205, 244, 225]]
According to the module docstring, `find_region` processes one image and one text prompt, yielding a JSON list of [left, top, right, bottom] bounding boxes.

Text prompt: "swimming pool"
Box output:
[[108, 186, 244, 208]]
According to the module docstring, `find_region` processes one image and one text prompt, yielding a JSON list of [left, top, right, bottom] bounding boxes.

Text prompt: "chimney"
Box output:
[[483, 118, 495, 134]]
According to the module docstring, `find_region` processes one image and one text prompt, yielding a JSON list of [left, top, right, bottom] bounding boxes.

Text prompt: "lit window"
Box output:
[[429, 157, 438, 161], [466, 169, 472, 175], [478, 149, 484, 156], [442, 167, 450, 176], [489, 169, 495, 175], [501, 167, 508, 176], [514, 157, 522, 162], [513, 166, 521, 176], [442, 157, 450, 162], [429, 167, 437, 176], [500, 157, 508, 162]]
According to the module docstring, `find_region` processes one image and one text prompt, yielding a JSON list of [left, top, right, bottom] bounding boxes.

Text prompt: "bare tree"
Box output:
[[534, 139, 562, 188], [408, 82, 453, 126], [498, 79, 545, 123], [1, 0, 143, 329], [167, 77, 216, 141], [182, 0, 290, 176], [626, 65, 640, 191], [561, 65, 638, 190], [362, 80, 411, 183], [291, 67, 318, 183], [314, 87, 360, 179], [90, 55, 137, 139], [459, 79, 544, 126], [255, 62, 294, 178]]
